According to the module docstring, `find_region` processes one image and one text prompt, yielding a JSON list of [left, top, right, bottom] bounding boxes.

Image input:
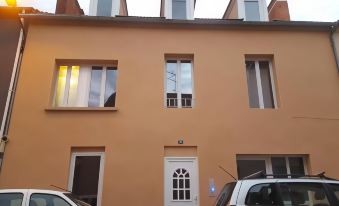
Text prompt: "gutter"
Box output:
[[0, 16, 26, 170], [19, 14, 333, 31], [330, 22, 339, 71]]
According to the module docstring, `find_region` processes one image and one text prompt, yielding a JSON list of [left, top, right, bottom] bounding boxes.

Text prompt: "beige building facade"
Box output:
[[1, 1, 339, 206]]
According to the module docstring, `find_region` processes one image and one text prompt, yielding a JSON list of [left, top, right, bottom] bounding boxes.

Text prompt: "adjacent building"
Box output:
[[0, 0, 339, 206], [0, 6, 28, 166]]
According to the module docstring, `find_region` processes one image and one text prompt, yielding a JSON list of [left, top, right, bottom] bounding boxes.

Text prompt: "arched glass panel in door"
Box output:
[[172, 168, 191, 201]]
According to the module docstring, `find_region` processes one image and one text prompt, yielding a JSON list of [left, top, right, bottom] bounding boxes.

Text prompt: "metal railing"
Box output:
[[167, 98, 193, 108]]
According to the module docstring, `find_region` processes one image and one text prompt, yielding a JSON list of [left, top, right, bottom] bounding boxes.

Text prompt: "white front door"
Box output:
[[164, 157, 199, 206]]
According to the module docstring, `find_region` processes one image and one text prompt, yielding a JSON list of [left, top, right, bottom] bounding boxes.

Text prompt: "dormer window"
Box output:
[[244, 0, 260, 21], [161, 0, 194, 20], [89, 0, 128, 17], [172, 0, 187, 19], [223, 0, 268, 21]]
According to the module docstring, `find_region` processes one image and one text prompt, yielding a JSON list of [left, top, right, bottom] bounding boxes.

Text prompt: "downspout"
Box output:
[[330, 22, 339, 71], [0, 15, 26, 170]]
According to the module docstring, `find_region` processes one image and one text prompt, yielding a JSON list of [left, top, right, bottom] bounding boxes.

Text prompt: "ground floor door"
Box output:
[[68, 152, 105, 206], [164, 157, 199, 206]]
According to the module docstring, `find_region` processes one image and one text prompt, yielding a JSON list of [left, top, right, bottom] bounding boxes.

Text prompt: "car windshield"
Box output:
[[64, 193, 92, 206], [214, 182, 236, 206]]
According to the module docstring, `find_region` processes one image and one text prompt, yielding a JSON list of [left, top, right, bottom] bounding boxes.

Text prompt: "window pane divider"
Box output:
[[100, 67, 107, 107], [269, 61, 278, 109], [177, 60, 182, 108], [254, 61, 264, 109]]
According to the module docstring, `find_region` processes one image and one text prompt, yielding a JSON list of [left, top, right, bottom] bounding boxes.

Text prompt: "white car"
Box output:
[[0, 189, 91, 206], [215, 173, 339, 206]]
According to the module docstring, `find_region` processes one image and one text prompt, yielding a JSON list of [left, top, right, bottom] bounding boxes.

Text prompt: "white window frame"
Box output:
[[68, 152, 105, 206], [164, 0, 194, 20], [89, 0, 120, 16], [237, 0, 269, 21], [53, 65, 116, 107], [164, 59, 195, 108], [237, 155, 309, 177], [246, 58, 277, 109]]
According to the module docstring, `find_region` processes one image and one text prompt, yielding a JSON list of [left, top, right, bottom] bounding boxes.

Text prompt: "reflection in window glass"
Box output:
[[55, 66, 68, 107], [88, 67, 103, 107], [30, 194, 71, 206], [259, 61, 274, 108], [271, 157, 287, 177], [245, 0, 260, 21], [166, 61, 177, 93], [0, 193, 24, 206], [237, 160, 266, 179], [172, 0, 187, 19], [181, 61, 192, 94], [165, 59, 193, 108], [104, 67, 117, 107], [97, 0, 112, 16], [330, 184, 339, 202], [280, 183, 330, 206], [288, 157, 305, 176], [246, 183, 279, 205], [246, 61, 259, 108], [68, 66, 80, 106]]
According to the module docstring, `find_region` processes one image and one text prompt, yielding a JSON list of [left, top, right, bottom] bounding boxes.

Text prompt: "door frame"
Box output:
[[164, 157, 199, 206], [68, 152, 105, 206]]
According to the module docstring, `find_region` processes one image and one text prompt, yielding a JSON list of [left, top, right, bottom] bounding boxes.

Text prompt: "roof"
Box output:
[[19, 14, 334, 32]]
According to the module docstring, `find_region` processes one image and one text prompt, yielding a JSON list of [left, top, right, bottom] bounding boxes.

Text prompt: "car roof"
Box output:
[[0, 189, 69, 195], [239, 178, 339, 184]]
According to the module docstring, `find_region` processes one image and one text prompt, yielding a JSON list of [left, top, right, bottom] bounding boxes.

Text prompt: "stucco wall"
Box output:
[[1, 22, 339, 206]]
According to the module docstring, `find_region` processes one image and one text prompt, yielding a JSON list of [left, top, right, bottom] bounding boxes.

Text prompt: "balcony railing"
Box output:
[[167, 98, 193, 108]]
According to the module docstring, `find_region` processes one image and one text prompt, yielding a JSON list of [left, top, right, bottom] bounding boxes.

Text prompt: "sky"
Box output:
[[0, 0, 338, 22]]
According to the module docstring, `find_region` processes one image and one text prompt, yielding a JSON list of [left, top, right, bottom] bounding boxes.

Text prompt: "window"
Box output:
[[54, 65, 117, 108], [96, 0, 113, 16], [245, 59, 277, 109], [68, 152, 105, 206], [165, 60, 193, 108], [215, 182, 236, 206], [279, 183, 331, 206], [172, 0, 187, 19], [89, 0, 120, 17], [237, 156, 307, 179], [246, 183, 280, 205], [330, 184, 339, 202], [30, 194, 70, 206], [172, 168, 191, 201], [244, 0, 260, 21], [0, 193, 24, 206]]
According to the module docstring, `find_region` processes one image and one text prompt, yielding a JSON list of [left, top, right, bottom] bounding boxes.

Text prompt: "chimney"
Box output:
[[55, 0, 84, 15], [268, 0, 290, 21]]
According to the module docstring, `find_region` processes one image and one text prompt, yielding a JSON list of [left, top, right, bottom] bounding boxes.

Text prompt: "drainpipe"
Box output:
[[0, 15, 26, 171], [330, 21, 339, 71]]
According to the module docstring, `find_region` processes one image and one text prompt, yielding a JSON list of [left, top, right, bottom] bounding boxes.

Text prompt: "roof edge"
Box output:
[[19, 14, 334, 31]]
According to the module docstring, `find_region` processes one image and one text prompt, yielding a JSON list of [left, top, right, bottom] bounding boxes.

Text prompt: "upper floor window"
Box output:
[[163, 0, 194, 19], [245, 59, 277, 109], [89, 0, 120, 16], [244, 0, 260, 21], [172, 0, 187, 19], [237, 155, 307, 179], [165, 59, 193, 108], [54, 64, 117, 108]]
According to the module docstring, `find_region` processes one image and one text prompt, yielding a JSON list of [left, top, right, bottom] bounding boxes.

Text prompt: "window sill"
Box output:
[[45, 107, 118, 111]]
